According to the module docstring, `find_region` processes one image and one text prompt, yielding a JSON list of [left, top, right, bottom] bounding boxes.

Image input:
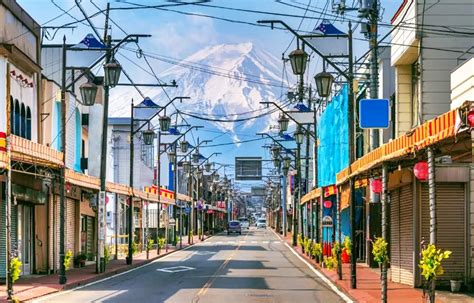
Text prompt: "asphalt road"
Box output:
[[35, 228, 346, 303]]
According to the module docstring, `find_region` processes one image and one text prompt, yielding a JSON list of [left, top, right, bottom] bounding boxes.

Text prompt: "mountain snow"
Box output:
[[110, 42, 287, 141]]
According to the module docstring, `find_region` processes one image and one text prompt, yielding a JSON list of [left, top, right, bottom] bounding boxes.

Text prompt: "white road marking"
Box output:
[[156, 266, 195, 273], [31, 237, 211, 302], [262, 241, 269, 244], [239, 241, 246, 243], [251, 241, 257, 244], [270, 229, 353, 303]]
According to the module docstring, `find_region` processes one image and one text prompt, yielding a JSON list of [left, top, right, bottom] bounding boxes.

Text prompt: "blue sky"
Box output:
[[20, 0, 403, 191]]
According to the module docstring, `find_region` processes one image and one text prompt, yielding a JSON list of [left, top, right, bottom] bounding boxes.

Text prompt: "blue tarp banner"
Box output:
[[317, 85, 349, 187]]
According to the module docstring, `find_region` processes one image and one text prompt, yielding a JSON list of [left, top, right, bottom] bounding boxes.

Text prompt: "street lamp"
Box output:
[[278, 114, 289, 132], [167, 148, 176, 163], [142, 129, 155, 146], [159, 115, 171, 132], [103, 58, 122, 87], [314, 71, 334, 98], [192, 151, 200, 163], [271, 145, 281, 159], [205, 162, 212, 172], [294, 126, 305, 145], [283, 156, 291, 171], [273, 157, 281, 170], [180, 140, 189, 153], [196, 168, 203, 179], [288, 48, 308, 75], [182, 160, 191, 174], [79, 81, 98, 106]]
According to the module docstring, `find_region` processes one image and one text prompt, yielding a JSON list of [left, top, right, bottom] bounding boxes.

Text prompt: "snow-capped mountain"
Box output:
[[110, 42, 288, 141]]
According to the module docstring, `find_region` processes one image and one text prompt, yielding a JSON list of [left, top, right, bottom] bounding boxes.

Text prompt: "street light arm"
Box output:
[[179, 139, 211, 160], [197, 152, 221, 167], [257, 132, 296, 158], [134, 96, 190, 134], [260, 101, 317, 140], [257, 20, 349, 79], [159, 125, 203, 156], [66, 34, 152, 90]]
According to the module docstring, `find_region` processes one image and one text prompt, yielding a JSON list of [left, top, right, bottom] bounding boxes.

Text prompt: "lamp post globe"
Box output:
[[79, 82, 98, 106], [182, 161, 191, 174], [294, 126, 304, 145], [270, 145, 281, 159], [104, 60, 122, 88], [314, 71, 334, 98], [288, 48, 308, 76], [282, 166, 289, 176], [204, 162, 212, 173], [214, 172, 220, 181], [142, 129, 155, 146], [180, 140, 188, 153], [273, 158, 281, 170], [159, 115, 171, 132], [192, 152, 200, 163], [167, 149, 176, 163], [278, 114, 289, 132], [283, 156, 291, 170]]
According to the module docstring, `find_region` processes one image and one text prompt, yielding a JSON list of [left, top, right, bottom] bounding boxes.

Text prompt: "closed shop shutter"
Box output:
[[86, 216, 94, 255], [390, 185, 414, 286], [66, 199, 76, 255], [421, 183, 465, 283]]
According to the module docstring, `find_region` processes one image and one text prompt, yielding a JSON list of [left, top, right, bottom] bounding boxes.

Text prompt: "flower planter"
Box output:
[[450, 280, 462, 293], [341, 248, 350, 263]]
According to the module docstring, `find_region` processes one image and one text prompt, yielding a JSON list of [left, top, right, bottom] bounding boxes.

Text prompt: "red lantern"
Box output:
[[414, 161, 429, 181], [467, 110, 474, 127], [323, 200, 332, 209], [370, 178, 382, 193]]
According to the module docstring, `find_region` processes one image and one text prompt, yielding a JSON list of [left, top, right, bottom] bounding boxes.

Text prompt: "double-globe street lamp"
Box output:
[[127, 96, 189, 265], [259, 19, 356, 288]]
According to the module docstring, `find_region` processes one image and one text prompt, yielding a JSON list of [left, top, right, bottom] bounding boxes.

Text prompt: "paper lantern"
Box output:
[[468, 110, 474, 127], [370, 178, 382, 193], [414, 161, 429, 181], [323, 200, 332, 209]]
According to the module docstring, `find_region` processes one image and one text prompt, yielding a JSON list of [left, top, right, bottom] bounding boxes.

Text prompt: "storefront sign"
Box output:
[[322, 216, 333, 227]]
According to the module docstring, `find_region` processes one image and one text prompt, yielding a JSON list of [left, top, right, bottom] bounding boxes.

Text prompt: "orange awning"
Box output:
[[301, 187, 322, 205]]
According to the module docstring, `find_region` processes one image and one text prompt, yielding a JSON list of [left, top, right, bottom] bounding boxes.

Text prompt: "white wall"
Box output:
[[451, 57, 474, 109]]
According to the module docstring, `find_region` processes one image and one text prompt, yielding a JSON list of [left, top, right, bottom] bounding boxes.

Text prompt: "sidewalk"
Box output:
[[276, 230, 472, 303], [0, 235, 205, 303]]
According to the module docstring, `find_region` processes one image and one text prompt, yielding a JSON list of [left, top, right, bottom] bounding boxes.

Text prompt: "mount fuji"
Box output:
[[110, 42, 291, 142]]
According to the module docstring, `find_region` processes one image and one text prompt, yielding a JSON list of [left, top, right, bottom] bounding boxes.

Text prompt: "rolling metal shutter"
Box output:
[[421, 183, 465, 283], [66, 198, 76, 255], [390, 185, 414, 286], [86, 216, 94, 255]]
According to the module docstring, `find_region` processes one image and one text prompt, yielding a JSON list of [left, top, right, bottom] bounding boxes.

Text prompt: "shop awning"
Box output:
[[336, 103, 468, 185], [66, 169, 100, 190], [11, 135, 63, 168], [301, 187, 322, 205]]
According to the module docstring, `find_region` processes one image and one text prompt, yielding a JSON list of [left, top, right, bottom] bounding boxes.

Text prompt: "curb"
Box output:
[[23, 236, 214, 303]]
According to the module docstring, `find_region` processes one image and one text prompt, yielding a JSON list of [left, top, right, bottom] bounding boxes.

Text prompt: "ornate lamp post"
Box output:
[[314, 70, 334, 98]]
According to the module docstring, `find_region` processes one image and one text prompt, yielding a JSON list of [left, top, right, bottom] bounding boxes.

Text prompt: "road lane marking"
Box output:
[[251, 241, 257, 244], [193, 233, 249, 301], [270, 229, 353, 303], [262, 241, 269, 244], [157, 266, 195, 273], [31, 236, 216, 303]]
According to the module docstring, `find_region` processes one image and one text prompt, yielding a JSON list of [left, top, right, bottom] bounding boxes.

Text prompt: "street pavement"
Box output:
[[33, 228, 345, 303]]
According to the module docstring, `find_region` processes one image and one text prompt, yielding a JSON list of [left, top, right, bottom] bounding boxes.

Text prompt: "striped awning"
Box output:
[[336, 103, 468, 185]]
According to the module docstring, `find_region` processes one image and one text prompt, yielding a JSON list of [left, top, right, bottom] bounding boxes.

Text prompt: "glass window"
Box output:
[[26, 107, 31, 140], [20, 103, 25, 138], [14, 100, 20, 136]]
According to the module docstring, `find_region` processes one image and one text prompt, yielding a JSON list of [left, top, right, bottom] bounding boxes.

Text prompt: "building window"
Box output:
[[10, 97, 32, 140], [26, 107, 31, 140], [14, 99, 20, 136]]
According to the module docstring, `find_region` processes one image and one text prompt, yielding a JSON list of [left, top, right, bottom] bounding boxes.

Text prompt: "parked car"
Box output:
[[227, 220, 242, 235], [238, 217, 250, 229], [256, 218, 266, 229]]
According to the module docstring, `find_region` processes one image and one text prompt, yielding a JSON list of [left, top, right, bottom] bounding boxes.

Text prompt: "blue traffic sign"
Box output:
[[359, 99, 390, 129]]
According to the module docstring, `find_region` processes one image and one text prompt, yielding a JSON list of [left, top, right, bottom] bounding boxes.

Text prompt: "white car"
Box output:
[[256, 218, 266, 229], [239, 217, 250, 229]]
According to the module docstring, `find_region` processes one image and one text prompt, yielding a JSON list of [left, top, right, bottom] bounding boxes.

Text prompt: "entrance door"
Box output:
[[20, 205, 33, 275]]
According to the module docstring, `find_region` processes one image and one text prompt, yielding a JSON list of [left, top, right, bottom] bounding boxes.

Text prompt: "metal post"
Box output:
[[347, 22, 357, 289], [381, 164, 388, 303], [5, 136, 13, 298], [293, 142, 301, 245], [114, 193, 118, 260], [156, 131, 161, 254], [282, 173, 287, 237], [337, 187, 342, 280], [59, 36, 67, 285], [127, 101, 134, 265], [97, 33, 111, 273], [173, 143, 178, 246], [427, 146, 437, 302], [145, 201, 149, 258]]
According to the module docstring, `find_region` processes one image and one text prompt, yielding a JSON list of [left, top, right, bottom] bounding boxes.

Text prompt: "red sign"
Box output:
[[323, 200, 332, 209]]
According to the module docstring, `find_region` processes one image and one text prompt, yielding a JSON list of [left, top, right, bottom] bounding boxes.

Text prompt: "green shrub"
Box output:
[[104, 245, 111, 265], [132, 241, 138, 254], [311, 242, 323, 259], [146, 239, 154, 252], [372, 237, 389, 265], [158, 237, 166, 249], [343, 236, 351, 256]]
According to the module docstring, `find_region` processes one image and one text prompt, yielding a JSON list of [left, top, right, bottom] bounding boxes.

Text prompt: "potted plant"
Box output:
[[311, 242, 323, 263], [342, 236, 351, 263], [74, 253, 87, 267], [419, 244, 451, 303], [158, 237, 165, 255], [450, 275, 463, 293]]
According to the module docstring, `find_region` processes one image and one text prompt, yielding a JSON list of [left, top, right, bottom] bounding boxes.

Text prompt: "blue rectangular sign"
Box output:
[[359, 99, 390, 129]]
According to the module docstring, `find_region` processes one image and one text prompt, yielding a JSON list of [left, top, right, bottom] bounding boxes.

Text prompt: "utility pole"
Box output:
[[156, 131, 161, 254], [59, 36, 67, 285]]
